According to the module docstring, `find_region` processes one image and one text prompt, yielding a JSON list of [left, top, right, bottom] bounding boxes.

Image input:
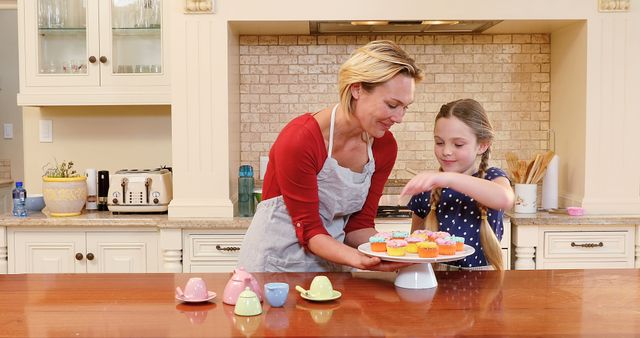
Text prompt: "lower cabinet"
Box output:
[[182, 229, 245, 273], [513, 224, 637, 270], [8, 228, 159, 273]]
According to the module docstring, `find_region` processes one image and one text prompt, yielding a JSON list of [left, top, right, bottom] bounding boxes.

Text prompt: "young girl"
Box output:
[[401, 99, 514, 270]]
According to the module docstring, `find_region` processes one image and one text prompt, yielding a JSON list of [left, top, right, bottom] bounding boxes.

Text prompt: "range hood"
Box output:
[[310, 20, 501, 34]]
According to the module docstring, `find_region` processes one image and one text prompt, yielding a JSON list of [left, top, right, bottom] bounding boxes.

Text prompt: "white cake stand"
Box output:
[[357, 243, 475, 289]]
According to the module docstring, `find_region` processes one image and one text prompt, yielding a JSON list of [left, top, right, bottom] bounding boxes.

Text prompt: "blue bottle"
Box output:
[[238, 165, 255, 217], [12, 181, 27, 217]]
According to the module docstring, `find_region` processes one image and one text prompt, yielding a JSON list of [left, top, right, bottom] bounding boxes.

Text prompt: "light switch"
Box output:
[[39, 119, 53, 143], [3, 123, 12, 139]]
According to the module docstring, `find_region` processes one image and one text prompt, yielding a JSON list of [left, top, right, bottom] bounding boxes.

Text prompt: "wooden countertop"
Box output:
[[1, 269, 639, 337]]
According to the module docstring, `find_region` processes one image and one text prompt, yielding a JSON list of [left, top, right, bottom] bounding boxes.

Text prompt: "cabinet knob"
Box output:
[[99, 56, 108, 64], [88, 56, 97, 63], [75, 253, 83, 260], [86, 253, 95, 260], [216, 245, 240, 252]]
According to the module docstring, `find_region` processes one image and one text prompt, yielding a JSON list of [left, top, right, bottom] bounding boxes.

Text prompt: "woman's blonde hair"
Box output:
[[425, 99, 504, 270], [338, 40, 424, 114]]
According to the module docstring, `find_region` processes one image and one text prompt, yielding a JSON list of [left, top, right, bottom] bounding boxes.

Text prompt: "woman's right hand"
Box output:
[[356, 252, 413, 272]]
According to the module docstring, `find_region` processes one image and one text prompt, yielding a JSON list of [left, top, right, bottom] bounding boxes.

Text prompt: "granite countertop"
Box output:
[[0, 211, 252, 229], [0, 179, 13, 187], [508, 210, 640, 226]]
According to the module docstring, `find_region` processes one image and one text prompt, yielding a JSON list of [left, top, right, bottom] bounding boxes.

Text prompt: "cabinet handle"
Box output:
[[75, 253, 84, 261], [99, 56, 108, 64], [216, 245, 240, 252], [571, 241, 604, 248], [88, 56, 97, 63], [86, 253, 95, 260]]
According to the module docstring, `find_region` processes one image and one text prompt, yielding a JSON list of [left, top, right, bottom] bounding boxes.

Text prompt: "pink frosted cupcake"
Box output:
[[411, 229, 432, 241], [405, 236, 423, 254], [436, 238, 456, 255], [386, 239, 407, 256]]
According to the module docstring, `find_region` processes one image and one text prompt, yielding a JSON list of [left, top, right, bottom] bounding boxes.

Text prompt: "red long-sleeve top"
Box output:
[[262, 113, 397, 248]]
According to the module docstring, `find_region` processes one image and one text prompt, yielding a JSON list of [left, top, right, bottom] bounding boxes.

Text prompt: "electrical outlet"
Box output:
[[39, 120, 53, 143], [3, 123, 12, 139]]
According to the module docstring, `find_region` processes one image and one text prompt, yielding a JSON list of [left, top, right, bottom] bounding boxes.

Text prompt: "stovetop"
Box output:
[[376, 205, 412, 218]]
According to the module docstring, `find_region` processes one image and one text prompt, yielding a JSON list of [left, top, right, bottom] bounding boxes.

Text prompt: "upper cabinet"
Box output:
[[17, 0, 170, 106]]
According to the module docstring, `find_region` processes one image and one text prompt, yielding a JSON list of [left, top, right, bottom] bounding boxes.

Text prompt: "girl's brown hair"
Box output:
[[424, 99, 504, 270]]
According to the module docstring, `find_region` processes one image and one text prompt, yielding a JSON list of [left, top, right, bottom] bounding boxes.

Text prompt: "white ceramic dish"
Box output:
[[300, 290, 342, 302], [358, 243, 475, 263], [175, 291, 217, 303], [358, 243, 475, 289]]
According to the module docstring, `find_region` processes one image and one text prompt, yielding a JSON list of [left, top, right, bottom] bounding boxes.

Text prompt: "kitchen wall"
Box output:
[[239, 33, 551, 180], [0, 9, 22, 182], [169, 0, 639, 217], [22, 105, 172, 193]]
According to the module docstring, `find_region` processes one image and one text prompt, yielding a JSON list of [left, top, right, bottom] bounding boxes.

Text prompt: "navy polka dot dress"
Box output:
[[407, 167, 508, 268]]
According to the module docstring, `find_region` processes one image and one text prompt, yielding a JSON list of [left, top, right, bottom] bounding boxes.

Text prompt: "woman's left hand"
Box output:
[[357, 253, 414, 272]]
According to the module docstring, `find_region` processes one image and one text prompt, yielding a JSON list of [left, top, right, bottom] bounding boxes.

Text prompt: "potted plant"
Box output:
[[42, 160, 87, 216]]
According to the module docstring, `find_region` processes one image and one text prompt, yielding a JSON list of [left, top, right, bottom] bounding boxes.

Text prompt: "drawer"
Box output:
[[187, 233, 244, 261], [543, 230, 632, 260]]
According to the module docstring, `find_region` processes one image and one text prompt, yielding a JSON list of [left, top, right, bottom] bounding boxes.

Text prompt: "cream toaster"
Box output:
[[107, 168, 173, 212]]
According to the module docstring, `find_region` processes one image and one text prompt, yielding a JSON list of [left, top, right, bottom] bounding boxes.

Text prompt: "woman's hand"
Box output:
[[355, 252, 414, 272]]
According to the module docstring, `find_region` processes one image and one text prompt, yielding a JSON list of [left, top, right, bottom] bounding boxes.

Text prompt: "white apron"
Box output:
[[237, 104, 375, 272]]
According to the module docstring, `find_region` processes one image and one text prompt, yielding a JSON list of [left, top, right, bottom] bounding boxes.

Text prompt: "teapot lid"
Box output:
[[238, 287, 258, 299], [232, 267, 254, 281]]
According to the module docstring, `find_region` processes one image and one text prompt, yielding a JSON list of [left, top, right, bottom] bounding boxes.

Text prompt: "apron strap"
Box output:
[[327, 104, 339, 158]]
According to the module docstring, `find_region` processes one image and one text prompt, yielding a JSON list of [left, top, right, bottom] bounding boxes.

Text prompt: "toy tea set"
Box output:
[[174, 267, 342, 317]]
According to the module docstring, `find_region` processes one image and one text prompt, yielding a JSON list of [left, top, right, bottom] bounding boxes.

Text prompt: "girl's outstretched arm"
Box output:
[[401, 171, 514, 210]]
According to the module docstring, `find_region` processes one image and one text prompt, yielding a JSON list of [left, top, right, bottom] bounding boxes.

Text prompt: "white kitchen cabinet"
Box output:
[[0, 184, 11, 215], [513, 224, 637, 270], [8, 228, 159, 273], [17, 0, 170, 105], [182, 229, 246, 273]]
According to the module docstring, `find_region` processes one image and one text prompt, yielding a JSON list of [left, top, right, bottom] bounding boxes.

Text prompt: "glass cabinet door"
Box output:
[[109, 0, 163, 77], [37, 0, 88, 74]]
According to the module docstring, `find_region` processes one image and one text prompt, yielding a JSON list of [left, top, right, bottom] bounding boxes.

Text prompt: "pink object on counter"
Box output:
[[567, 207, 584, 216], [223, 267, 263, 305]]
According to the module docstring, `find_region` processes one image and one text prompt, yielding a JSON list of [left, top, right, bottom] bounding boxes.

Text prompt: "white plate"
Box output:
[[357, 243, 475, 263], [175, 291, 217, 303], [300, 290, 342, 302]]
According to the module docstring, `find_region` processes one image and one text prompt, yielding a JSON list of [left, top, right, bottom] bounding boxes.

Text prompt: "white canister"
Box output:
[[514, 183, 537, 214], [85, 168, 98, 210]]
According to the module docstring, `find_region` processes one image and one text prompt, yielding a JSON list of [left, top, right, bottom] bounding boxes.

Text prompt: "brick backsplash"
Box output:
[[240, 34, 550, 181]]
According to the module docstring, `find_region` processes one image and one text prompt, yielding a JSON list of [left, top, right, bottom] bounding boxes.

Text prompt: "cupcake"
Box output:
[[436, 238, 456, 255], [391, 231, 409, 240], [451, 235, 465, 251], [434, 231, 451, 239], [376, 232, 392, 240], [386, 239, 407, 256], [405, 236, 422, 254], [369, 235, 387, 252], [417, 241, 439, 258], [411, 229, 432, 240]]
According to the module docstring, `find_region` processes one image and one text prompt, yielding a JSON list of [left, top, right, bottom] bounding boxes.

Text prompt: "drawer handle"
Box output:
[[216, 245, 240, 252], [571, 241, 604, 248]]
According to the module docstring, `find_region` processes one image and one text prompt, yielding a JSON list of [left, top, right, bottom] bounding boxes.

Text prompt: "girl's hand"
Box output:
[[400, 171, 449, 196], [356, 253, 414, 272]]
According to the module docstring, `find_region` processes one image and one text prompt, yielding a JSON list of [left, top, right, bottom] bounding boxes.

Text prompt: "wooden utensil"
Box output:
[[531, 151, 555, 184], [505, 152, 520, 182]]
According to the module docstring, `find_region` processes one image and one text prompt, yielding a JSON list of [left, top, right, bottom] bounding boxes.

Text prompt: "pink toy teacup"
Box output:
[[178, 277, 209, 301]]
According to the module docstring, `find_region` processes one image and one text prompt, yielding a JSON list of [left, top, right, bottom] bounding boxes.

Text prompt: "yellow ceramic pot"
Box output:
[[42, 176, 87, 216]]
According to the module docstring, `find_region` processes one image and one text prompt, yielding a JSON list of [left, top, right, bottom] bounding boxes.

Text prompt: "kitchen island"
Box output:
[[1, 269, 639, 337]]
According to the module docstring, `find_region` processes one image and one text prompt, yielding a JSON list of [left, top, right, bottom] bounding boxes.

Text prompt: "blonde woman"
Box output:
[[402, 99, 514, 270], [238, 40, 423, 272]]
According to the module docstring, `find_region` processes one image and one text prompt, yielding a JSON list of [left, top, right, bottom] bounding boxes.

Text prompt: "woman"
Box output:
[[238, 40, 424, 272]]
